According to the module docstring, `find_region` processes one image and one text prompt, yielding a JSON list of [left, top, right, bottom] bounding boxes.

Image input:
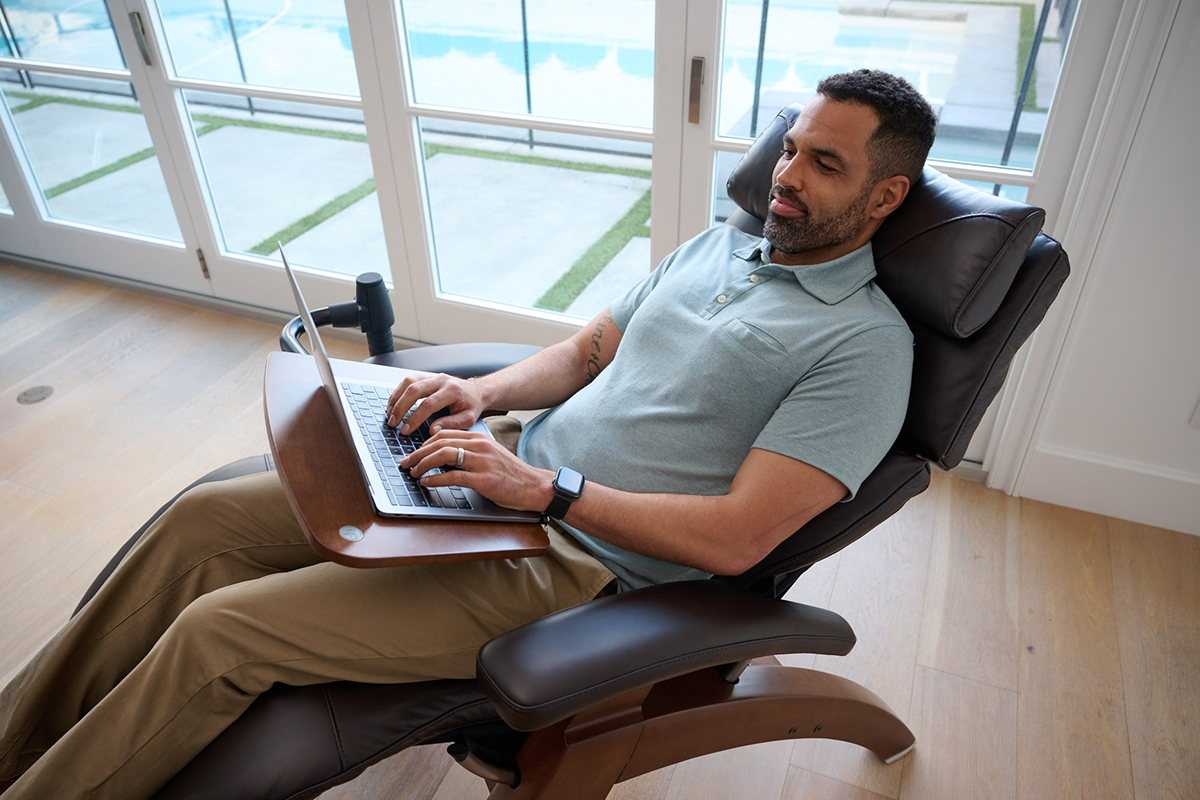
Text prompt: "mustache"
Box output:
[[769, 184, 808, 214]]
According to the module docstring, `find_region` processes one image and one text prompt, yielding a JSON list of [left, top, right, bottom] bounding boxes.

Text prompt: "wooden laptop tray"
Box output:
[[264, 351, 549, 568]]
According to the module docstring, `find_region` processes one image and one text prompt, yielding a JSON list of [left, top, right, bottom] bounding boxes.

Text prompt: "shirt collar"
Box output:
[[734, 238, 877, 305]]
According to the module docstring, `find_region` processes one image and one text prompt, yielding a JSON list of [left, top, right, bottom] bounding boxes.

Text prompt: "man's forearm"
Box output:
[[473, 338, 590, 412], [558, 449, 845, 577], [474, 309, 619, 413], [559, 484, 803, 577]]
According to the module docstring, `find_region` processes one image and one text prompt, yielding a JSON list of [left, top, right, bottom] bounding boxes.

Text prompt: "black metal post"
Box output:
[[520, 0, 533, 149], [100, 0, 126, 69], [0, 0, 32, 89], [995, 0, 1052, 194], [749, 0, 769, 139], [221, 0, 255, 114]]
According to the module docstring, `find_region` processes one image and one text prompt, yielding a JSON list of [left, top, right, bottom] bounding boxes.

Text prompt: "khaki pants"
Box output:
[[0, 417, 614, 799]]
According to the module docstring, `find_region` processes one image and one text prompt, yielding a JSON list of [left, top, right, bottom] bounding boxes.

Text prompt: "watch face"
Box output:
[[556, 467, 585, 498]]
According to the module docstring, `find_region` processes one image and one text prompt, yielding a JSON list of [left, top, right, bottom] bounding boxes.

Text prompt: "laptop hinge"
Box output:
[[197, 248, 211, 280]]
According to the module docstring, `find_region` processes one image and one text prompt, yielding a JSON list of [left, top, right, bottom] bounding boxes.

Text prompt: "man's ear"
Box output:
[[869, 175, 910, 220]]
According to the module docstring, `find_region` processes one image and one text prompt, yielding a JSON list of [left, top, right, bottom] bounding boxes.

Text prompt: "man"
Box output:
[[0, 69, 936, 799]]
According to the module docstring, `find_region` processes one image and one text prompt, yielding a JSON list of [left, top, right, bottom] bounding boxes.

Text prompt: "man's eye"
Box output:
[[781, 149, 795, 159], [816, 161, 835, 173]]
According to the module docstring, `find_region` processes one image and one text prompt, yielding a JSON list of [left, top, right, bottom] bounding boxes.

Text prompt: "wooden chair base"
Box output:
[[486, 664, 915, 800]]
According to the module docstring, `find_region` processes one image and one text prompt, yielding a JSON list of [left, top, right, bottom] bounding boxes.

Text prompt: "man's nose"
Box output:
[[775, 158, 803, 190]]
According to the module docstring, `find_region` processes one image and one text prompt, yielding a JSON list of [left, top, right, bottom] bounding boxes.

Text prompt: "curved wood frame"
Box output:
[[487, 664, 915, 799]]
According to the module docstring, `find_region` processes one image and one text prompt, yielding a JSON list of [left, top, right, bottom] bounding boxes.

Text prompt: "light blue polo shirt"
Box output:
[[518, 224, 913, 591]]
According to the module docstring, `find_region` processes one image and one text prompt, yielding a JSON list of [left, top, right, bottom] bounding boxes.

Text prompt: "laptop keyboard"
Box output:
[[341, 382, 473, 511]]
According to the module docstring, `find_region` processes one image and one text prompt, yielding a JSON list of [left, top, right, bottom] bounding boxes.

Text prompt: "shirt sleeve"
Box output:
[[753, 323, 914, 500]]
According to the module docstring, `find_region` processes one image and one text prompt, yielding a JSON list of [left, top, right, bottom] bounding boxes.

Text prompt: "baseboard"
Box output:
[[940, 460, 987, 483], [1018, 443, 1200, 536]]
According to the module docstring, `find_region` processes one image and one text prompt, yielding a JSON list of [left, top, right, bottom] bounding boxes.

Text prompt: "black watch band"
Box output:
[[545, 467, 585, 520]]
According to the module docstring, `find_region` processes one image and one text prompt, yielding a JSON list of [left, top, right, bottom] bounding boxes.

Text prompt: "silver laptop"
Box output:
[[280, 244, 541, 523]]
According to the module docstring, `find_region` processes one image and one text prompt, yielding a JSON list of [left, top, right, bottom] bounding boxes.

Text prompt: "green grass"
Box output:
[[1015, 1, 1040, 112], [41, 123, 221, 199], [247, 177, 377, 255], [6, 89, 143, 115], [193, 113, 369, 143], [12, 91, 654, 308], [534, 188, 651, 312], [43, 146, 158, 198], [10, 96, 57, 113], [425, 143, 651, 180]]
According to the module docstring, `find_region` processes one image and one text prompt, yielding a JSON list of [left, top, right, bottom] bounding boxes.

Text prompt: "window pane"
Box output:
[[400, 0, 655, 129], [710, 151, 1030, 224], [157, 0, 360, 96], [0, 179, 8, 210], [958, 179, 1028, 202], [719, 0, 1071, 170], [1, 0, 124, 70], [185, 93, 389, 279], [419, 120, 652, 319], [0, 78, 183, 241]]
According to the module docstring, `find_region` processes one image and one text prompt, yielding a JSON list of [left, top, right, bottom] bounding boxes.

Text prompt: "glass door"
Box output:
[[680, 0, 1086, 237], [119, 0, 422, 336], [0, 0, 206, 293], [361, 0, 688, 345], [678, 0, 1109, 466]]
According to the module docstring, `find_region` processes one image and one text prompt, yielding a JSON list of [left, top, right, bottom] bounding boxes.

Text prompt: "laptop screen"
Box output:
[[279, 244, 358, 447]]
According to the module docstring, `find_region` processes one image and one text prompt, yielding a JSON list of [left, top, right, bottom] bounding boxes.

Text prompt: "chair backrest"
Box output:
[[721, 105, 1071, 596]]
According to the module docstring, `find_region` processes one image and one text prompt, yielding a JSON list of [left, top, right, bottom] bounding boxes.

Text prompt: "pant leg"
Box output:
[[3, 416, 616, 800], [4, 525, 612, 800], [0, 470, 319, 781]]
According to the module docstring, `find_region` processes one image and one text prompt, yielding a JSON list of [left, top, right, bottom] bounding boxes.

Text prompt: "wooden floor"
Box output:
[[1, 261, 1197, 799]]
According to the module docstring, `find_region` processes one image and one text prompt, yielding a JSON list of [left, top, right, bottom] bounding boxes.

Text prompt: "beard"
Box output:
[[763, 183, 872, 255]]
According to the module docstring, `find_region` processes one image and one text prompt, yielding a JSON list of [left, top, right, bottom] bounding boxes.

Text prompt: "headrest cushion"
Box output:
[[726, 106, 1045, 338]]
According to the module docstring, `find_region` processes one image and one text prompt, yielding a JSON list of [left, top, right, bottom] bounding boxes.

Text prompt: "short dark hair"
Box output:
[[817, 69, 937, 186]]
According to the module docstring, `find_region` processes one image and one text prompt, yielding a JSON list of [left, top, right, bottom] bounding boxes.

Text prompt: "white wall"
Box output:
[[1018, 0, 1200, 535]]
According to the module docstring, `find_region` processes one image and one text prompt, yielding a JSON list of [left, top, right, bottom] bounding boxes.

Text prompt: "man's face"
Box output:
[[763, 95, 881, 265]]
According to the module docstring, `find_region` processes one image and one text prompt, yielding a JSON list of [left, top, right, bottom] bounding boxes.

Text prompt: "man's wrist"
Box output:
[[536, 469, 557, 515], [544, 467, 585, 519], [468, 376, 498, 411]]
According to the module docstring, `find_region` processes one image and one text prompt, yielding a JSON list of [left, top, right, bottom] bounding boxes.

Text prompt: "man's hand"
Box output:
[[385, 373, 486, 435], [399, 429, 555, 513]]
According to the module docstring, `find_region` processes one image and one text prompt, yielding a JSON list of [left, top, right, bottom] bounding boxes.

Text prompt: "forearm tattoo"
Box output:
[[585, 312, 614, 384]]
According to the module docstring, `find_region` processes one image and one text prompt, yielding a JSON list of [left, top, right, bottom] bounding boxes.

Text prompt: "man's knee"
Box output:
[[156, 588, 272, 694]]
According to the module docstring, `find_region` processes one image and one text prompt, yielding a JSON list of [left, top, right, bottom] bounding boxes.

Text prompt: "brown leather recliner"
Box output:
[[76, 105, 1070, 800]]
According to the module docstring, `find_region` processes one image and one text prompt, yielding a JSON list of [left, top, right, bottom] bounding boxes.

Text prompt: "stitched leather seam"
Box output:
[[952, 213, 1042, 336], [483, 632, 853, 720], [323, 686, 346, 772], [282, 697, 499, 800], [942, 244, 1067, 467], [873, 212, 1025, 260]]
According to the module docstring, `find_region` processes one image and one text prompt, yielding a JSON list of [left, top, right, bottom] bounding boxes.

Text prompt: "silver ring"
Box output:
[[456, 447, 465, 467]]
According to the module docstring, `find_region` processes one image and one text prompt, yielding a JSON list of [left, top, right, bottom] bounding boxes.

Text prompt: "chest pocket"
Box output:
[[721, 319, 789, 368]]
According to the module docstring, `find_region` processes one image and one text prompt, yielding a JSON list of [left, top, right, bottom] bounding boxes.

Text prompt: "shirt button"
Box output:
[[749, 275, 760, 283], [717, 294, 728, 304]]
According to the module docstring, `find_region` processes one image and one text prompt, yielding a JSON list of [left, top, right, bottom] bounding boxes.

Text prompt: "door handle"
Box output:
[[688, 57, 704, 124], [129, 12, 153, 66]]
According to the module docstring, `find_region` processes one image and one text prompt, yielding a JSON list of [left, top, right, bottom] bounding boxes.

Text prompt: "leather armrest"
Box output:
[[365, 343, 542, 379], [476, 580, 856, 731]]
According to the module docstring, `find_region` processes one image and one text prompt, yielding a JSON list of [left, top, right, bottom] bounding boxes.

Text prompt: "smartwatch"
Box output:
[[544, 467, 585, 520]]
